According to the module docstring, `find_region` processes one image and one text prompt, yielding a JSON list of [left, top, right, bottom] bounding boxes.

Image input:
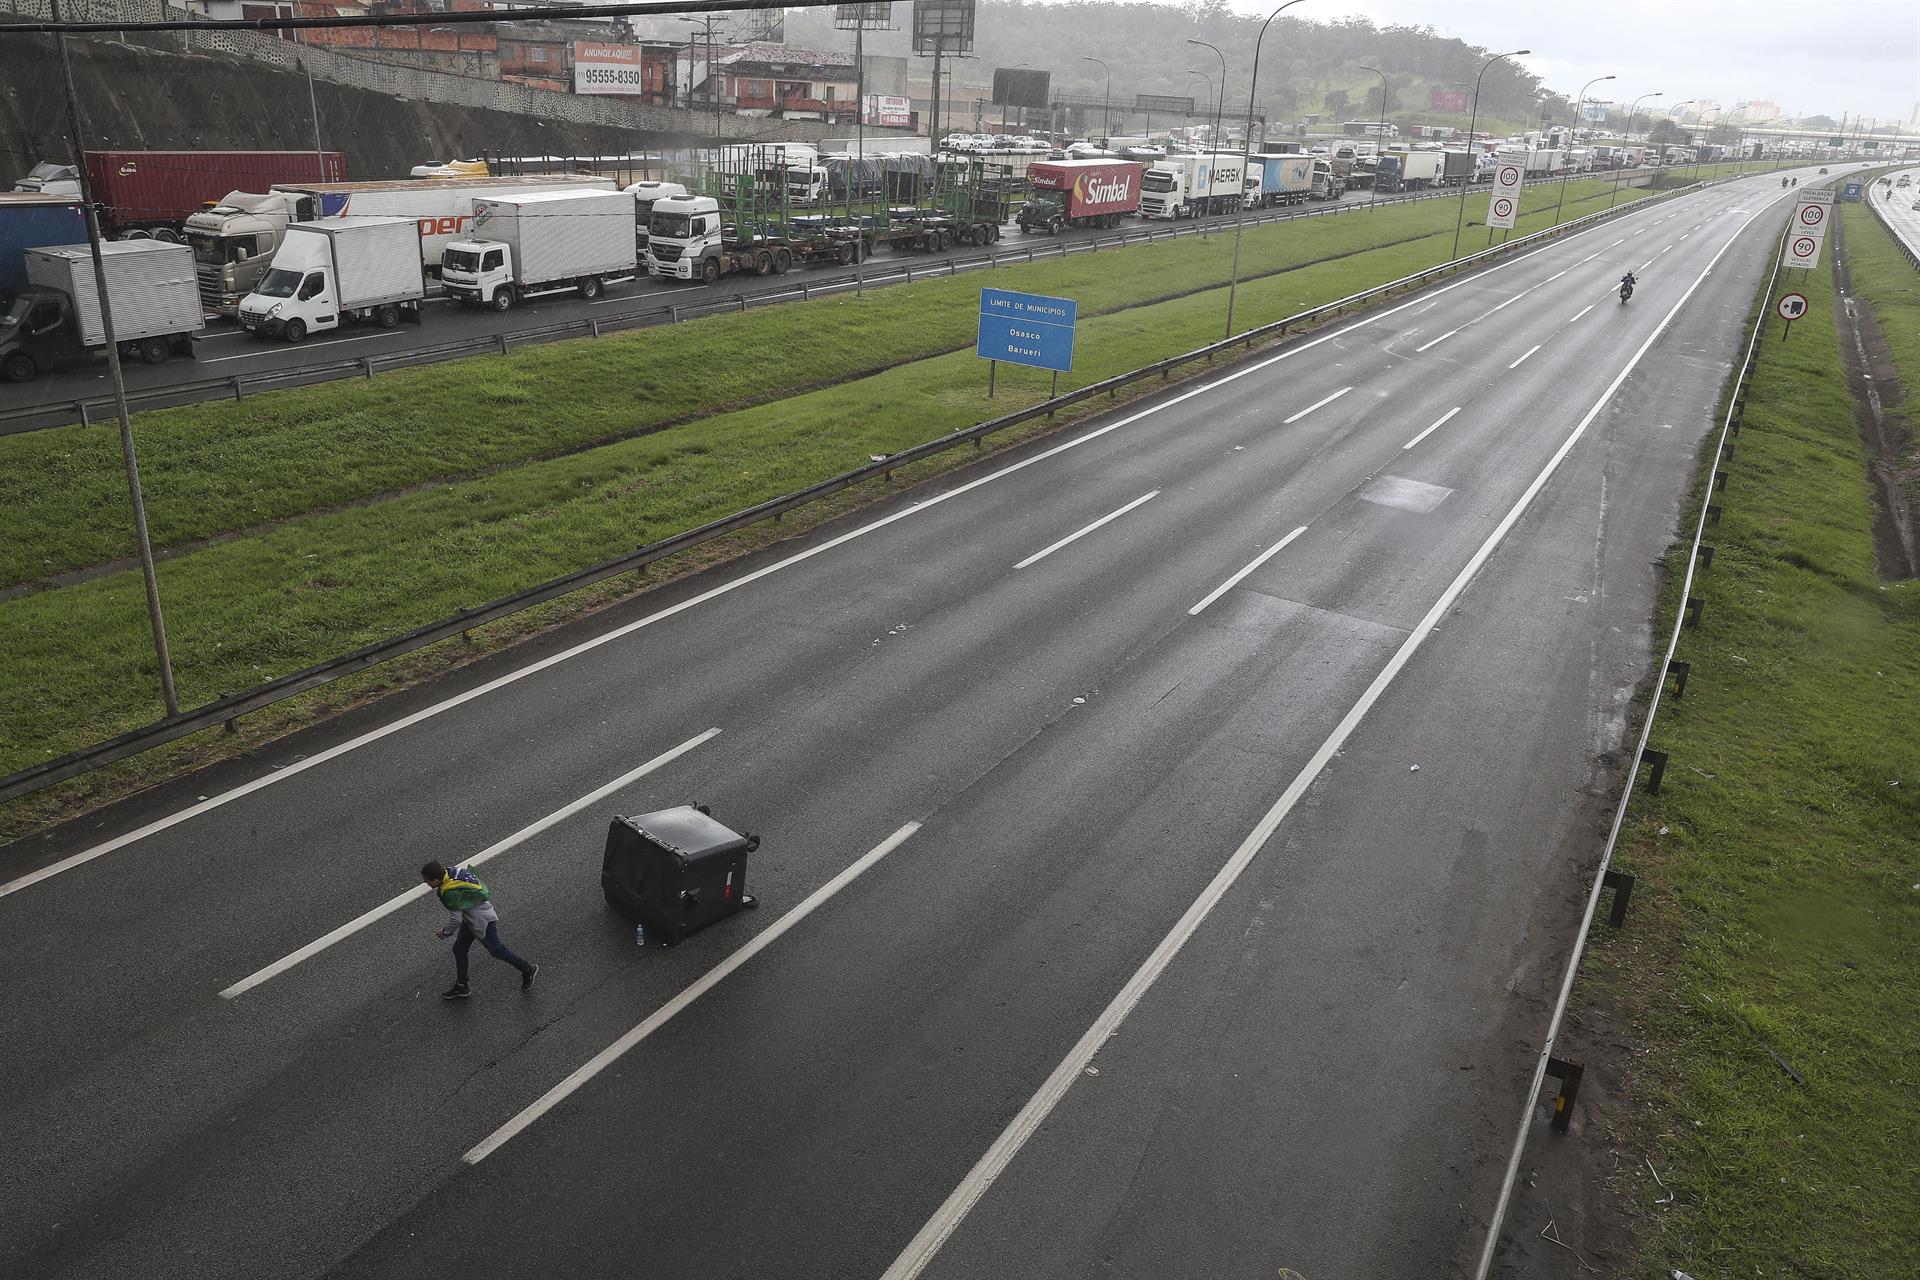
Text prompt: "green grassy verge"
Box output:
[[1583, 193, 1919, 1276], [0, 179, 1630, 590], [1844, 201, 1920, 509], [0, 176, 1659, 787]]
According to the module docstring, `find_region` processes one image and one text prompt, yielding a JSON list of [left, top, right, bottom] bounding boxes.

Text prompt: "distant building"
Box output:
[[1732, 101, 1781, 123], [712, 43, 861, 122]]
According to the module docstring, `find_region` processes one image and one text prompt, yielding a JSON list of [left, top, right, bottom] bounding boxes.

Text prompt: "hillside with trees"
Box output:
[[783, 1, 1574, 134]]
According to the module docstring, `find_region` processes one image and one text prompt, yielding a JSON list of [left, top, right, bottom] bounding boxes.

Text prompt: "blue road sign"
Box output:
[[977, 287, 1076, 373], [1841, 182, 1863, 202]]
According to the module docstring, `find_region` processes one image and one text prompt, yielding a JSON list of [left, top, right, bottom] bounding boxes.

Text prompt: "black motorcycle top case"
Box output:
[[601, 805, 753, 944]]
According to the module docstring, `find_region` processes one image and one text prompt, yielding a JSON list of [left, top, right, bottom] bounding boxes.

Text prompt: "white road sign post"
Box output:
[[1776, 290, 1808, 341], [1486, 162, 1524, 234], [1780, 190, 1832, 272], [1781, 232, 1825, 272]]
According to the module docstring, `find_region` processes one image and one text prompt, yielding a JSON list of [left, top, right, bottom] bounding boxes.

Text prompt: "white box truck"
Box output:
[[1246, 153, 1317, 207], [2, 240, 202, 380], [268, 175, 617, 270], [237, 215, 423, 344], [1139, 152, 1248, 219], [441, 189, 640, 310]]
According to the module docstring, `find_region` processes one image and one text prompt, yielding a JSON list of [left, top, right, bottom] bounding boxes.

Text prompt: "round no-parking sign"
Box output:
[[1776, 292, 1808, 320]]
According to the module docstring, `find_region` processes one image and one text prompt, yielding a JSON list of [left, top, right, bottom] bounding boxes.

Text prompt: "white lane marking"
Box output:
[[464, 820, 922, 1164], [1508, 344, 1542, 370], [1402, 406, 1462, 450], [1659, 245, 1673, 255], [218, 728, 720, 999], [1678, 233, 1690, 242], [1415, 329, 1458, 353], [1544, 269, 1568, 282], [198, 332, 407, 363], [1013, 491, 1160, 570], [1487, 294, 1523, 314], [1580, 253, 1598, 263], [883, 196, 1776, 1280], [1187, 527, 1308, 615], [1282, 386, 1352, 424], [1608, 238, 1625, 247], [0, 194, 1660, 900], [1568, 304, 1596, 323]]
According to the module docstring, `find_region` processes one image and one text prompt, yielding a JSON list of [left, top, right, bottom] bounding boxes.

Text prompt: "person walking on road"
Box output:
[[421, 861, 537, 999]]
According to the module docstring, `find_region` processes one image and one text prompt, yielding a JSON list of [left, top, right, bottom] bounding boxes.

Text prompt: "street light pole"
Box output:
[[1082, 56, 1109, 140], [1611, 92, 1661, 209], [1556, 73, 1613, 226], [1187, 39, 1226, 152], [51, 0, 179, 716], [1226, 0, 1308, 340], [1451, 47, 1530, 263], [1359, 62, 1386, 202]]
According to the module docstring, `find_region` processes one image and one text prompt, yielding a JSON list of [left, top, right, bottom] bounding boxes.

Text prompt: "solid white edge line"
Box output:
[[217, 728, 720, 999], [462, 819, 923, 1165], [1187, 526, 1309, 615], [1569, 304, 1595, 323], [1012, 490, 1160, 570], [1508, 344, 1543, 369], [1414, 328, 1457, 353], [1, 187, 1679, 903], [1402, 405, 1462, 450], [880, 192, 1778, 1280], [1281, 385, 1351, 424]]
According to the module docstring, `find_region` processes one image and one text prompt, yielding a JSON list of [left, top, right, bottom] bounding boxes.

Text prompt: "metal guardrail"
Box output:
[[1470, 197, 1794, 1280], [0, 168, 1665, 434], [1862, 168, 1920, 270], [0, 174, 1716, 805]]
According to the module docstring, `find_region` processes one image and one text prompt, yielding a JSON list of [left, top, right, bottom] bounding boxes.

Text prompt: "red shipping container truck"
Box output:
[[80, 151, 346, 238], [1017, 159, 1144, 234]]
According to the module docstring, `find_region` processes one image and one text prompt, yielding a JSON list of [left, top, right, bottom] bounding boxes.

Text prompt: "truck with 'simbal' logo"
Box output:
[[1017, 159, 1144, 234], [267, 175, 618, 272]]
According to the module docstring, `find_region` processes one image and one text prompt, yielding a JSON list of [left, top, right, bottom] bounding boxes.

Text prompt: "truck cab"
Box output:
[[440, 241, 515, 309], [0, 288, 83, 381], [626, 180, 689, 254], [11, 162, 80, 198], [240, 255, 340, 341], [645, 194, 726, 282], [184, 191, 318, 316]]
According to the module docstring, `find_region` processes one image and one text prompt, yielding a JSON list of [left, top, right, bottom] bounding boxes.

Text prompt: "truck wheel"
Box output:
[[772, 249, 791, 274], [376, 305, 400, 329], [702, 258, 721, 285], [490, 289, 513, 312], [578, 277, 603, 299], [753, 251, 772, 276], [122, 228, 152, 240], [2, 352, 35, 383], [138, 336, 169, 365], [154, 227, 181, 243], [282, 318, 307, 344], [836, 242, 853, 266]]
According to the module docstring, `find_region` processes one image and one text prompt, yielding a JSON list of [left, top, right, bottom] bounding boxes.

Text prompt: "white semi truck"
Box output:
[[1138, 152, 1248, 219], [238, 216, 424, 344], [267, 175, 617, 270], [440, 189, 639, 310], [625, 180, 690, 256]]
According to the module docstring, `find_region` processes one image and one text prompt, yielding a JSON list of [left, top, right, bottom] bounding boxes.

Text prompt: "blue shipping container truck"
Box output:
[[0, 194, 88, 293]]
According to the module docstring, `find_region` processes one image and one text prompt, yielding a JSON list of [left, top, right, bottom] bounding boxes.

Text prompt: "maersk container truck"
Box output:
[[1139, 152, 1247, 219], [2, 240, 202, 381], [12, 150, 345, 239], [1246, 153, 1316, 208], [268, 175, 617, 270], [1016, 159, 1144, 233], [0, 192, 87, 292], [238, 216, 424, 344], [441, 189, 639, 310]]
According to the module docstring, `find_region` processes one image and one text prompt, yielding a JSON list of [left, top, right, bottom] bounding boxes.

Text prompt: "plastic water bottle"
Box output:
[[635, 923, 646, 948]]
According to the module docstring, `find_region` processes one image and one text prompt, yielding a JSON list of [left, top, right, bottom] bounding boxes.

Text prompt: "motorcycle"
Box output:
[[1619, 278, 1635, 303], [1781, 177, 1789, 187]]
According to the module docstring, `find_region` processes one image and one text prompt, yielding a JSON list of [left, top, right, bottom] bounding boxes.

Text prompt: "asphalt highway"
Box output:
[[0, 164, 1839, 1280], [1867, 165, 1920, 257], [0, 173, 1653, 431]]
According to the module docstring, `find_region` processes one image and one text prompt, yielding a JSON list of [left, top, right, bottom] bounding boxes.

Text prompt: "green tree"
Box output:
[[1324, 87, 1350, 115], [1648, 118, 1677, 148]]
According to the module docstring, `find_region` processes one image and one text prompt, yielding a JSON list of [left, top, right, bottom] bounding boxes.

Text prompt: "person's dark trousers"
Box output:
[[453, 921, 533, 984]]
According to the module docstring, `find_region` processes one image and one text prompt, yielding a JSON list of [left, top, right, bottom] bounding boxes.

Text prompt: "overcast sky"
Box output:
[[1228, 0, 1920, 123]]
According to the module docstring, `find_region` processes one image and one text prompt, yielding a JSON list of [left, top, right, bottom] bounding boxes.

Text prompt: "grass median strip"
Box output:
[[0, 177, 1665, 788], [0, 179, 1632, 590], [1580, 196, 1918, 1276]]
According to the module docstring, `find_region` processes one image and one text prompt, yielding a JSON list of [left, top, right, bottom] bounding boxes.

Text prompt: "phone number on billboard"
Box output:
[[580, 67, 642, 85]]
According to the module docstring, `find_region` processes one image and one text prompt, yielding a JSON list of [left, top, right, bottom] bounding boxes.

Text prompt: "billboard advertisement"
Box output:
[[573, 43, 642, 96], [863, 94, 912, 127], [911, 0, 975, 54], [992, 67, 1051, 109], [1430, 87, 1469, 113]]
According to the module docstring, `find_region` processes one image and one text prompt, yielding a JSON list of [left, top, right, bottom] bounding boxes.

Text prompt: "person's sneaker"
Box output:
[[521, 964, 539, 992], [441, 982, 471, 1000]]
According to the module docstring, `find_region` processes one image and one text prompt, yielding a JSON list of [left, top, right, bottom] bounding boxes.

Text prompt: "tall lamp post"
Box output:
[[1611, 91, 1661, 209], [1668, 98, 1696, 174], [1082, 56, 1110, 140], [1225, 0, 1308, 339], [1187, 69, 1214, 148], [1555, 73, 1613, 225], [1359, 62, 1387, 202], [1450, 46, 1530, 263], [1187, 38, 1227, 151]]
